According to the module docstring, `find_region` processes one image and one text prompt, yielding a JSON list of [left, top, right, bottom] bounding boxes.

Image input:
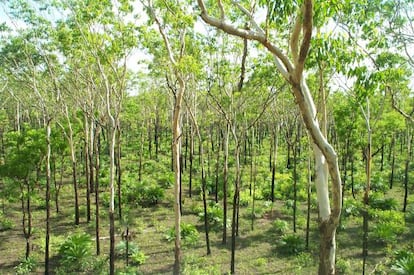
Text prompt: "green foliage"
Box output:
[[406, 203, 414, 222], [14, 256, 37, 275], [335, 257, 351, 274], [295, 252, 313, 268], [198, 202, 226, 232], [182, 254, 220, 274], [371, 210, 405, 244], [57, 232, 92, 272], [371, 172, 389, 193], [125, 178, 165, 207], [272, 219, 289, 234], [239, 189, 251, 207], [369, 194, 398, 211], [166, 222, 199, 246], [277, 234, 305, 255], [130, 251, 147, 266], [342, 198, 362, 217], [115, 240, 140, 257], [0, 128, 46, 180], [0, 212, 14, 231], [116, 240, 147, 265], [392, 250, 414, 274]]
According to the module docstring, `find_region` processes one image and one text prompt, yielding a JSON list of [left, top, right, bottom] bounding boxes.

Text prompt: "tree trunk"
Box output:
[[172, 79, 185, 274], [362, 99, 372, 275], [95, 124, 102, 255], [306, 149, 312, 249], [44, 119, 52, 274], [115, 125, 122, 219], [389, 135, 396, 189], [230, 138, 241, 274], [84, 115, 91, 211], [108, 122, 116, 275], [403, 124, 412, 212], [189, 124, 194, 197], [222, 123, 230, 244], [215, 138, 220, 203]]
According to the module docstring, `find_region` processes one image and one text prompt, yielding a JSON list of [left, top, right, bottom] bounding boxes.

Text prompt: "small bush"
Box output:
[[198, 202, 226, 232], [0, 212, 14, 231], [272, 219, 289, 234], [130, 251, 147, 266], [14, 257, 37, 275], [125, 179, 165, 207], [115, 241, 140, 257], [342, 198, 362, 217], [57, 232, 92, 272], [392, 250, 414, 274], [239, 190, 251, 207], [335, 257, 351, 274], [277, 234, 305, 255], [166, 222, 199, 246], [371, 210, 405, 244], [405, 203, 414, 222], [295, 252, 313, 268], [369, 194, 398, 210]]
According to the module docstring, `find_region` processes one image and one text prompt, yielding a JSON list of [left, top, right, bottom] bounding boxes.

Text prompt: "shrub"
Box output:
[[371, 210, 405, 244], [335, 257, 351, 274], [342, 198, 362, 217], [14, 257, 37, 275], [392, 250, 414, 274], [0, 212, 14, 231], [369, 194, 398, 210], [126, 179, 165, 207], [157, 172, 174, 188], [198, 202, 226, 232], [130, 251, 147, 266], [277, 234, 305, 255], [116, 240, 147, 266], [239, 189, 251, 207], [272, 219, 289, 234], [166, 222, 199, 246], [406, 203, 414, 222], [57, 232, 92, 272], [295, 252, 313, 268], [115, 241, 140, 257]]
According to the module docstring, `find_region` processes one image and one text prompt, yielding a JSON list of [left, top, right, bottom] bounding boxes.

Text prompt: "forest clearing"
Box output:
[[0, 0, 414, 274]]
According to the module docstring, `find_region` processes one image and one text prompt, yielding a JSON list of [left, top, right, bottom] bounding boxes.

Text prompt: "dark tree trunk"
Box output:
[[95, 125, 101, 255], [403, 128, 412, 212], [222, 124, 229, 244], [389, 135, 396, 189], [215, 142, 220, 203], [85, 116, 91, 200], [189, 127, 194, 198], [45, 121, 52, 274], [115, 126, 122, 219], [72, 159, 80, 225], [139, 131, 143, 182], [230, 140, 241, 274], [306, 152, 311, 249]]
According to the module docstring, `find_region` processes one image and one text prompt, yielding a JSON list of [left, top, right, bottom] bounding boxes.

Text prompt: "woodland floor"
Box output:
[[0, 180, 413, 274]]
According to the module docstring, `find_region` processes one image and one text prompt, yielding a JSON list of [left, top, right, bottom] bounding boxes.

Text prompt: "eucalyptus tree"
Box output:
[[0, 3, 65, 270], [142, 0, 199, 272], [196, 1, 342, 273], [55, 1, 138, 272]]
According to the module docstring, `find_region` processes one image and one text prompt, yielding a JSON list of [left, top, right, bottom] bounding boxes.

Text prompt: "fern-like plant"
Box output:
[[57, 232, 92, 272]]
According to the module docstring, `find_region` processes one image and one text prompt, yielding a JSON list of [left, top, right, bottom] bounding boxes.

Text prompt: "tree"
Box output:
[[196, 1, 342, 273]]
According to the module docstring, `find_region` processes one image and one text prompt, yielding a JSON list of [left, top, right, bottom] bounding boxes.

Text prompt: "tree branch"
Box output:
[[295, 0, 313, 81], [197, 0, 293, 78]]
